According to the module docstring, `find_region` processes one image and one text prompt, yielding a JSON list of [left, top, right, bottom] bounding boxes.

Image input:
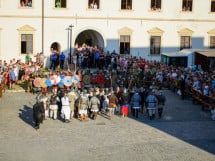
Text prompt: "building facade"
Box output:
[[0, 0, 215, 64]]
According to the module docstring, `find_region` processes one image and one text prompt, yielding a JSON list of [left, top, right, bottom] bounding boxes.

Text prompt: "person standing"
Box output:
[[59, 52, 65, 70], [130, 89, 141, 118], [39, 93, 49, 120], [120, 88, 130, 117], [78, 90, 89, 121], [108, 90, 118, 120], [49, 92, 59, 120], [102, 94, 109, 114], [156, 90, 166, 119], [89, 92, 100, 120], [61, 92, 71, 123], [50, 51, 57, 71], [9, 67, 16, 89], [68, 88, 78, 120], [33, 101, 45, 130], [25, 53, 30, 64], [146, 91, 158, 120], [179, 76, 186, 100]]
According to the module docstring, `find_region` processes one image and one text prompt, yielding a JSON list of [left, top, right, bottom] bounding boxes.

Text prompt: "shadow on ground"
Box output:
[[128, 90, 215, 155], [19, 105, 34, 128]]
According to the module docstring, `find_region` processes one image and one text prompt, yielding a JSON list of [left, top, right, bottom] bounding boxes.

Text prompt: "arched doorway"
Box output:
[[75, 29, 104, 48]]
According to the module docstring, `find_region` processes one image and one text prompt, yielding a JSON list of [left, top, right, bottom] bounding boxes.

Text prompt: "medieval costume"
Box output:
[[146, 91, 158, 120], [130, 90, 141, 118], [120, 88, 130, 117], [33, 101, 45, 130], [49, 92, 59, 120], [68, 89, 78, 119], [89, 92, 100, 120], [61, 93, 71, 123], [108, 91, 118, 120], [156, 90, 166, 118], [78, 90, 89, 121]]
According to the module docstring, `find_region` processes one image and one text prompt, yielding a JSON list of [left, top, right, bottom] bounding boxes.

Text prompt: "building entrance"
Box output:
[[75, 29, 104, 48]]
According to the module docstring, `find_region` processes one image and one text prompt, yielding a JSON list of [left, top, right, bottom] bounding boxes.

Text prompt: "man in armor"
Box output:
[[89, 92, 100, 120], [78, 89, 89, 121], [130, 89, 141, 118], [145, 90, 158, 120], [156, 90, 166, 118]]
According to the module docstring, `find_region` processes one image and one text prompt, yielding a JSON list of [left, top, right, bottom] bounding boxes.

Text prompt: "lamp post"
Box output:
[[68, 24, 74, 64]]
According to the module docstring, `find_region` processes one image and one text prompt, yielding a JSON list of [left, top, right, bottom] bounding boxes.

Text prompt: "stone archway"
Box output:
[[75, 29, 104, 48]]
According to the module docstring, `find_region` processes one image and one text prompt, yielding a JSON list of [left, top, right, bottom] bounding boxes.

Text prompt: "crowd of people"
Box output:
[[0, 45, 215, 129], [33, 83, 166, 130], [0, 52, 45, 90]]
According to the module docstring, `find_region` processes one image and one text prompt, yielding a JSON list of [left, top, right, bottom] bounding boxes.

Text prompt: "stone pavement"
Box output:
[[0, 90, 215, 161]]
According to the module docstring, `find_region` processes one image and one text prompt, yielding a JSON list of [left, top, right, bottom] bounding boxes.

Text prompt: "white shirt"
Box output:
[[61, 96, 70, 106]]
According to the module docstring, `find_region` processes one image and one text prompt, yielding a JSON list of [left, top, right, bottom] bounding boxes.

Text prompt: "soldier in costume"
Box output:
[[49, 92, 60, 120], [156, 90, 166, 118], [130, 89, 141, 118], [102, 94, 109, 114], [68, 88, 78, 119], [61, 92, 71, 123], [115, 86, 122, 115], [78, 89, 89, 121], [145, 90, 158, 120], [33, 101, 45, 130], [39, 93, 49, 120], [120, 88, 130, 117], [108, 90, 118, 120], [89, 92, 100, 120]]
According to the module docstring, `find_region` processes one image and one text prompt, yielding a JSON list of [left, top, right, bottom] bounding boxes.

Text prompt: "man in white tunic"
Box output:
[[61, 92, 71, 123]]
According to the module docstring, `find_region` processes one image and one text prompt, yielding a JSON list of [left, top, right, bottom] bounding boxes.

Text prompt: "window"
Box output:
[[151, 0, 161, 11], [88, 0, 100, 9], [182, 0, 192, 11], [18, 25, 35, 55], [20, 0, 32, 7], [210, 36, 215, 48], [120, 35, 130, 54], [211, 0, 215, 12], [55, 0, 66, 8], [21, 34, 33, 54], [180, 36, 191, 50], [121, 0, 132, 10], [150, 36, 161, 55]]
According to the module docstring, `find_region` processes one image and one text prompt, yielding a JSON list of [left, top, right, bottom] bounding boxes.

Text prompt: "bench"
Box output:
[[191, 89, 203, 105], [201, 95, 215, 111]]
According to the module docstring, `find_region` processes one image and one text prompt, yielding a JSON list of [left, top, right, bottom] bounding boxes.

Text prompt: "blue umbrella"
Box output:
[[63, 76, 73, 86], [45, 78, 52, 87]]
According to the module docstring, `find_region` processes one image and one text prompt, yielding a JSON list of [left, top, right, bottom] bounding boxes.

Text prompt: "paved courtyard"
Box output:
[[0, 89, 215, 161]]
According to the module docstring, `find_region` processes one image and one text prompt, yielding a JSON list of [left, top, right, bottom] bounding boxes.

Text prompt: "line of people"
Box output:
[[33, 86, 166, 130]]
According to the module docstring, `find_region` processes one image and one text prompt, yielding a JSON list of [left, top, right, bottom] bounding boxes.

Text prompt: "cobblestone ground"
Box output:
[[0, 90, 215, 161]]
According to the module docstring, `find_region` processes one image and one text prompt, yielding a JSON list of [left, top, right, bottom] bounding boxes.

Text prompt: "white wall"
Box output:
[[0, 0, 215, 62]]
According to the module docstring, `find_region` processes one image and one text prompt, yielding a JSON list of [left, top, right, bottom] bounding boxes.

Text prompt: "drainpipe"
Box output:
[[42, 0, 44, 55]]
